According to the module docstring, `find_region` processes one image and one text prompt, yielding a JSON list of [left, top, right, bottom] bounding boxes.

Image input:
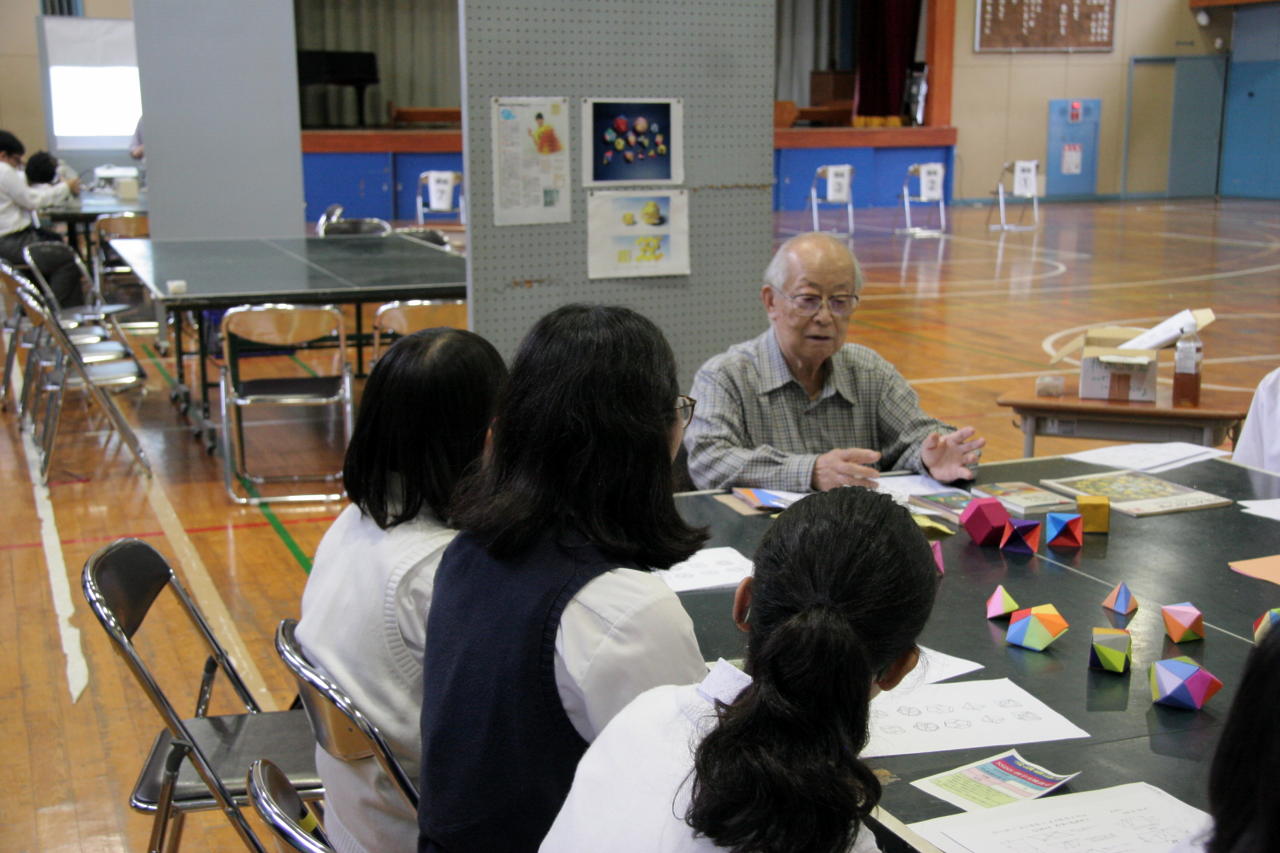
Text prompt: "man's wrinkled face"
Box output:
[[763, 242, 858, 368]]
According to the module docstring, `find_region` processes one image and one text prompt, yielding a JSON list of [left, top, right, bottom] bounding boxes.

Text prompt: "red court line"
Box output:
[[0, 515, 339, 553]]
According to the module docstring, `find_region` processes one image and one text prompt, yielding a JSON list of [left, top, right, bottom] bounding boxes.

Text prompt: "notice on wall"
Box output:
[[587, 189, 689, 279], [582, 97, 684, 187], [1061, 143, 1083, 176], [975, 0, 1115, 53], [490, 96, 571, 226]]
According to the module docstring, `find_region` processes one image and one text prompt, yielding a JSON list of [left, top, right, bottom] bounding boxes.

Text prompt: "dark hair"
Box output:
[[1207, 625, 1280, 853], [451, 303, 706, 568], [0, 130, 24, 157], [686, 488, 938, 853], [343, 328, 506, 529], [25, 151, 58, 185]]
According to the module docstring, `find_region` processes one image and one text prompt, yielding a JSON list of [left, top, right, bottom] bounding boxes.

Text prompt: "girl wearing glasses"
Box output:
[[418, 304, 709, 852]]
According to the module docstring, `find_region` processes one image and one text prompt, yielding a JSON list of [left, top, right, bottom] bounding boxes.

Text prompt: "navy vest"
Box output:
[[417, 528, 619, 853]]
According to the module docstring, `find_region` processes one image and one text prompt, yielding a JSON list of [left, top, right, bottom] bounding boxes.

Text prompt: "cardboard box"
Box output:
[[1050, 309, 1215, 402]]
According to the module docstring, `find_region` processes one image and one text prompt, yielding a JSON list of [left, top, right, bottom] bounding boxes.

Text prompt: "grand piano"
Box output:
[[297, 50, 380, 127]]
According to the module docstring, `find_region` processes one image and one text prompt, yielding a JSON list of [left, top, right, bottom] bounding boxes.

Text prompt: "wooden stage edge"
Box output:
[[300, 126, 957, 154]]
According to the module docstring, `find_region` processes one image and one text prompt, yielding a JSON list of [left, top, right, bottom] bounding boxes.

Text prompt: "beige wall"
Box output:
[[950, 0, 1232, 199], [0, 0, 132, 152]]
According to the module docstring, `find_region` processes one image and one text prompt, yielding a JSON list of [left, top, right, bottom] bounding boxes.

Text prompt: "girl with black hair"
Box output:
[[297, 328, 507, 853], [542, 486, 939, 853], [417, 304, 710, 853]]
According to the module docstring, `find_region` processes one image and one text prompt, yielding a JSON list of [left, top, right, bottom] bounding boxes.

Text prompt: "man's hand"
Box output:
[[812, 447, 881, 491], [66, 176, 81, 197], [921, 427, 985, 482]]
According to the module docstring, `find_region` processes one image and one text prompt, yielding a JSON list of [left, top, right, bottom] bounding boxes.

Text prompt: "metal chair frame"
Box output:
[[370, 299, 468, 362], [23, 240, 132, 343], [247, 759, 334, 853], [808, 164, 855, 235], [987, 160, 1041, 232], [896, 162, 948, 237], [315, 204, 391, 237], [218, 304, 353, 505], [82, 539, 323, 853], [415, 170, 465, 225]]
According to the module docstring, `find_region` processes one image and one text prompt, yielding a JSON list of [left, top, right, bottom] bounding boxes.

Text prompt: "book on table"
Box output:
[[972, 481, 1077, 516], [1039, 470, 1232, 517], [908, 489, 975, 523]]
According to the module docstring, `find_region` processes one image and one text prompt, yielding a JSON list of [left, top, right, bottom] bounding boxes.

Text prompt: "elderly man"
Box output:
[[685, 231, 983, 491]]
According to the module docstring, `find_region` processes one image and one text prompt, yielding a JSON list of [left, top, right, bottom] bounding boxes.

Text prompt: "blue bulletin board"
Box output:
[[1046, 98, 1100, 197]]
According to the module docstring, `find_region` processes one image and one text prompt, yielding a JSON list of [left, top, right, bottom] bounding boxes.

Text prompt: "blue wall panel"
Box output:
[[392, 153, 466, 221], [302, 153, 393, 223], [1220, 60, 1280, 199], [773, 146, 952, 211], [1045, 98, 1100, 197]]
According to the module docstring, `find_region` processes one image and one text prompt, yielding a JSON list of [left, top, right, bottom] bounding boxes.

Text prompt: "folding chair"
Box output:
[[370, 299, 467, 361], [23, 240, 132, 342], [416, 170, 465, 225], [275, 619, 419, 810], [93, 213, 163, 336], [808, 165, 855, 235], [987, 160, 1040, 231], [896, 162, 948, 236], [82, 539, 323, 853], [247, 759, 334, 853], [218, 304, 353, 505]]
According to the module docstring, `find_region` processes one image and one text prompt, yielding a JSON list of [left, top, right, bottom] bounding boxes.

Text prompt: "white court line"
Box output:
[[146, 475, 277, 711], [19, 428, 89, 703]]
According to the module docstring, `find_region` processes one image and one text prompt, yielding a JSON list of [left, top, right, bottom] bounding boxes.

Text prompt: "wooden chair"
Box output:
[[370, 299, 467, 361], [247, 759, 334, 853]]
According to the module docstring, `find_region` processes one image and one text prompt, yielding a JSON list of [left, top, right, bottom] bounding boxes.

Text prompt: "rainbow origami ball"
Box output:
[[1006, 604, 1069, 651], [960, 498, 1010, 546], [1254, 608, 1280, 644], [1162, 602, 1204, 643], [1150, 656, 1222, 710], [1089, 627, 1132, 673], [1045, 513, 1083, 548], [986, 584, 1019, 619], [1101, 582, 1138, 615], [999, 518, 1041, 554]]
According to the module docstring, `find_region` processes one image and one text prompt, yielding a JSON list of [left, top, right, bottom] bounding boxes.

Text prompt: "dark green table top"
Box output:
[[44, 190, 147, 222], [109, 233, 467, 309], [673, 456, 1280, 825]]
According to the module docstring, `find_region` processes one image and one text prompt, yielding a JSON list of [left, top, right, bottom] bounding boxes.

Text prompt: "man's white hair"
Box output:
[[762, 232, 864, 295]]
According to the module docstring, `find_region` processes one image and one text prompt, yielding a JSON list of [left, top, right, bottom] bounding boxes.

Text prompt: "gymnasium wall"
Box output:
[[948, 0, 1231, 200]]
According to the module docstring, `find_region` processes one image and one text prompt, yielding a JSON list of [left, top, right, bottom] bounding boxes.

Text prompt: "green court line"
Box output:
[[141, 343, 176, 388], [240, 478, 314, 573], [290, 354, 319, 377]]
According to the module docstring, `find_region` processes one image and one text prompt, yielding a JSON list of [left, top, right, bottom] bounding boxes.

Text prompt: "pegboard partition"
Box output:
[[461, 0, 776, 390]]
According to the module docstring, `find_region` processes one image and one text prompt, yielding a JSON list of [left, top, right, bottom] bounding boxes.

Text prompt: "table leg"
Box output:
[[355, 302, 364, 376], [1022, 414, 1037, 457]]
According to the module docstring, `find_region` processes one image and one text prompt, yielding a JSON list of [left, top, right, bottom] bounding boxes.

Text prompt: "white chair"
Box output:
[[988, 160, 1040, 231], [808, 165, 855, 235], [1234, 367, 1280, 474], [896, 162, 947, 236], [416, 171, 465, 225]]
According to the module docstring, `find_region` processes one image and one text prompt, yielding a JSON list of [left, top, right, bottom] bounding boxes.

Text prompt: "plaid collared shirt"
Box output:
[[684, 328, 953, 490]]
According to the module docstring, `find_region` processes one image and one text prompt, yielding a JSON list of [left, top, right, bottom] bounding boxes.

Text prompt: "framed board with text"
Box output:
[[975, 0, 1115, 53]]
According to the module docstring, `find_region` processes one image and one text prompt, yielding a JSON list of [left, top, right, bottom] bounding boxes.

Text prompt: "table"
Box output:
[[674, 456, 1280, 848], [44, 190, 148, 261], [111, 233, 466, 444], [996, 380, 1249, 457]]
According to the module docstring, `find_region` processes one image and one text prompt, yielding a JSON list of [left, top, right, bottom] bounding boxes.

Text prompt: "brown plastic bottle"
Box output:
[[1172, 326, 1202, 407]]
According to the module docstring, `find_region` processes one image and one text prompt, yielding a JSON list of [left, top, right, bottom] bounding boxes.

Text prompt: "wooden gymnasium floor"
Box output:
[[2, 198, 1278, 851]]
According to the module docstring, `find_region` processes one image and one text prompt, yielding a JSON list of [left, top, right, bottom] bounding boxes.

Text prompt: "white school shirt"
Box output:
[[541, 660, 881, 853], [0, 160, 70, 236], [298, 505, 707, 853], [1233, 366, 1280, 474]]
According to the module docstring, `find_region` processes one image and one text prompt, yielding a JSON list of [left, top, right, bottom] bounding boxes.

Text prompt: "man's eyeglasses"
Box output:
[[674, 395, 697, 428], [781, 291, 859, 317]]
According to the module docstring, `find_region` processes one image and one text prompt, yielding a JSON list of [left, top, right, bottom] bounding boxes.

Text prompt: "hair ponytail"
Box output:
[[686, 488, 938, 853]]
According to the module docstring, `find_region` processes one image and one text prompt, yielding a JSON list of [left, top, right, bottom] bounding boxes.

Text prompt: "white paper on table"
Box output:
[[908, 646, 984, 686], [864, 678, 1088, 758], [874, 473, 952, 498], [1065, 442, 1228, 472], [909, 782, 1210, 853], [910, 749, 1079, 812], [1239, 499, 1280, 522], [654, 546, 752, 593], [1118, 309, 1200, 351]]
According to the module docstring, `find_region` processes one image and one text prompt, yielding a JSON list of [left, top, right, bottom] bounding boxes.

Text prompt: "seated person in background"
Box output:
[[418, 304, 710, 853], [684, 231, 984, 491], [296, 328, 507, 853], [1232, 366, 1279, 474], [541, 486, 938, 853], [1172, 623, 1280, 852], [0, 131, 83, 307]]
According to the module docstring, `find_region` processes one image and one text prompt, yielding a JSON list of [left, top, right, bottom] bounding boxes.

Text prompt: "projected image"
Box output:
[[48, 65, 141, 147]]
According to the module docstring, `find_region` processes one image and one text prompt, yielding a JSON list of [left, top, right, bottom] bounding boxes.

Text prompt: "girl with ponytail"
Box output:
[[541, 486, 938, 853]]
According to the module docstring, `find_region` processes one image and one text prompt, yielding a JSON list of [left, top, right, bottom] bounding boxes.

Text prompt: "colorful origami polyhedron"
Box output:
[[959, 498, 1010, 546], [1006, 604, 1069, 651], [999, 519, 1041, 554], [931, 540, 945, 575], [1253, 608, 1280, 644], [1076, 495, 1110, 533], [1149, 656, 1222, 710], [1101, 582, 1138, 615], [1045, 513, 1083, 548], [1162, 602, 1204, 643], [1089, 627, 1132, 673], [986, 584, 1019, 619]]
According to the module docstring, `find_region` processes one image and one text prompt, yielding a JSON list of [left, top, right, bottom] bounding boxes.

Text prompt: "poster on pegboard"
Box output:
[[587, 189, 690, 279], [581, 98, 684, 187], [490, 96, 571, 226]]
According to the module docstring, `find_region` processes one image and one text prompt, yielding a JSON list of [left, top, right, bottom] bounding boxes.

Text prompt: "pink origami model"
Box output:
[[1162, 602, 1204, 643], [960, 498, 1010, 546], [931, 540, 945, 575], [1150, 656, 1222, 710], [986, 584, 1019, 619], [1006, 604, 1069, 651]]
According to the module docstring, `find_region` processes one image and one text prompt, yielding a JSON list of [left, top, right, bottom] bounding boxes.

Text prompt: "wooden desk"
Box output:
[[997, 380, 1249, 457]]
